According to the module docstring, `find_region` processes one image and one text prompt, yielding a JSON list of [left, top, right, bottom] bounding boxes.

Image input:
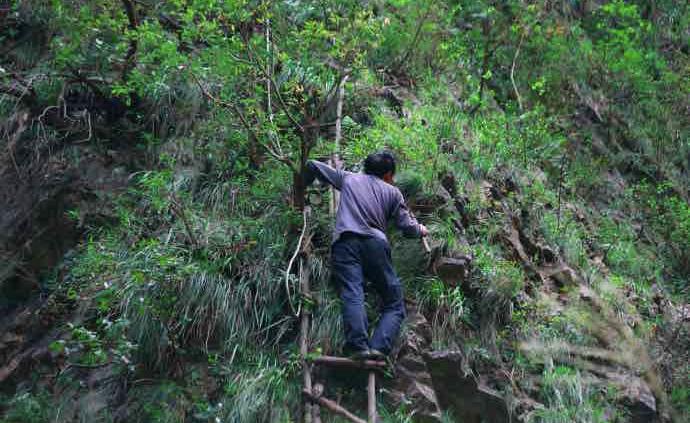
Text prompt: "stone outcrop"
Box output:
[[384, 307, 442, 422], [424, 350, 511, 423]]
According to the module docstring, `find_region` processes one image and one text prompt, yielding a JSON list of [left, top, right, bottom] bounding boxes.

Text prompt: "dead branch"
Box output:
[[302, 390, 366, 423], [120, 0, 139, 81], [510, 32, 525, 111], [170, 193, 199, 248]]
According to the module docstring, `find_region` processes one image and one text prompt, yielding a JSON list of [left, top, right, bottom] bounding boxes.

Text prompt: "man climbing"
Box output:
[[304, 151, 428, 359]]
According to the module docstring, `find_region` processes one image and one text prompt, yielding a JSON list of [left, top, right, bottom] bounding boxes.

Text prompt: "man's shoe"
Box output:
[[349, 349, 372, 361], [368, 349, 386, 361]]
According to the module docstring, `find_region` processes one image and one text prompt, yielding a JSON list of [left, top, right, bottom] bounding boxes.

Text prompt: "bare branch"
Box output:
[[395, 4, 433, 69], [191, 71, 294, 167], [170, 193, 199, 248], [302, 390, 366, 423], [243, 37, 304, 132], [510, 32, 525, 111]]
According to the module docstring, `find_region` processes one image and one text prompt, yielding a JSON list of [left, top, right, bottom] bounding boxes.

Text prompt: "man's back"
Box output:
[[307, 160, 421, 242]]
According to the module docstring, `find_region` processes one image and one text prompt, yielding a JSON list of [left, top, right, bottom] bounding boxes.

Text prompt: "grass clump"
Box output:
[[0, 391, 51, 423], [529, 364, 609, 423]]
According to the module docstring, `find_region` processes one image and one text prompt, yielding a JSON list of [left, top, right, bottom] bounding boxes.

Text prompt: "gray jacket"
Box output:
[[306, 160, 423, 243]]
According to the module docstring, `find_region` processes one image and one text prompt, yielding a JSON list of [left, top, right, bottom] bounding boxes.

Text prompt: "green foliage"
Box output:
[[0, 391, 50, 423], [594, 1, 657, 91], [468, 109, 564, 174], [127, 381, 188, 423], [540, 209, 589, 269], [215, 356, 298, 422], [372, 1, 456, 75], [471, 243, 525, 302], [530, 365, 609, 423], [345, 105, 450, 183], [670, 386, 690, 421], [3, 0, 689, 420]]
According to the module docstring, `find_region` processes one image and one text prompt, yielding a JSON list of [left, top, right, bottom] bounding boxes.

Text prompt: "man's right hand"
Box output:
[[419, 224, 429, 237]]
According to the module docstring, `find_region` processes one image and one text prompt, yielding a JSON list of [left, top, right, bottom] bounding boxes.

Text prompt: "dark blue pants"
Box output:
[[331, 233, 406, 354]]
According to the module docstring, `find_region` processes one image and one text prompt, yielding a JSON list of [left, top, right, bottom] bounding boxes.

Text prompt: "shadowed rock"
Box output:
[[424, 350, 510, 423], [385, 308, 442, 422]]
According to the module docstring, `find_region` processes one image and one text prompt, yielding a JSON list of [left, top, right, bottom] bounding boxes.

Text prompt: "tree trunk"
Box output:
[[293, 169, 306, 211]]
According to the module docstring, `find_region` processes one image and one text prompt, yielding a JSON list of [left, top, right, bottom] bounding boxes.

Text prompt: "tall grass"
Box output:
[[529, 363, 607, 423]]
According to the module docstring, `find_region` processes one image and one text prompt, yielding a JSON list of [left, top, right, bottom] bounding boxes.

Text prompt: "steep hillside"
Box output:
[[1, 1, 688, 422]]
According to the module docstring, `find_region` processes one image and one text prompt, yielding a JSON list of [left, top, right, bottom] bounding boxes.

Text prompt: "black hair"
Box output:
[[363, 150, 396, 177]]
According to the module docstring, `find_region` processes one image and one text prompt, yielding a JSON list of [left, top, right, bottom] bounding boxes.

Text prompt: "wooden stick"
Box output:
[[421, 236, 431, 254], [510, 32, 525, 111], [367, 372, 376, 423], [330, 74, 349, 217], [299, 257, 313, 423], [310, 355, 387, 370], [312, 383, 324, 423], [302, 390, 366, 423]]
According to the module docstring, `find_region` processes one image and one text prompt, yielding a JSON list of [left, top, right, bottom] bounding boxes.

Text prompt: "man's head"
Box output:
[[364, 150, 396, 183]]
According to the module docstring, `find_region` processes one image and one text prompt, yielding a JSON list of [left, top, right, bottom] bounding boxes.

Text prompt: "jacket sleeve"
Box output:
[[391, 189, 422, 237], [304, 160, 347, 190]]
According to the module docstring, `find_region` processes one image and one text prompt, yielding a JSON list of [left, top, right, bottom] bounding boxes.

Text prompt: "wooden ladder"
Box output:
[[295, 207, 382, 423], [302, 356, 385, 423]]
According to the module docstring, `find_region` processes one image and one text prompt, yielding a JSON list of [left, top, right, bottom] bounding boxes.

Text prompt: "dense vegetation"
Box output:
[[1, 1, 688, 422]]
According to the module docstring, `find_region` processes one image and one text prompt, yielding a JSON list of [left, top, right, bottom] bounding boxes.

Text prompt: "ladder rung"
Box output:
[[309, 355, 387, 370]]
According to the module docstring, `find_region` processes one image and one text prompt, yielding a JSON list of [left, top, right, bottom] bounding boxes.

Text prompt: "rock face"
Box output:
[[0, 141, 130, 309], [606, 372, 658, 423], [432, 255, 471, 287], [424, 351, 510, 423], [384, 307, 442, 422]]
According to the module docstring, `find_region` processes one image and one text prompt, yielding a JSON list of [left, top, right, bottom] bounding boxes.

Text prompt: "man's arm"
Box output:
[[304, 160, 347, 190], [391, 190, 427, 237]]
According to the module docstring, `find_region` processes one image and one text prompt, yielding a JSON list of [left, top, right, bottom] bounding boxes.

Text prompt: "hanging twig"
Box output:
[[285, 207, 309, 317], [510, 31, 526, 111], [266, 16, 273, 124], [263, 16, 289, 162]]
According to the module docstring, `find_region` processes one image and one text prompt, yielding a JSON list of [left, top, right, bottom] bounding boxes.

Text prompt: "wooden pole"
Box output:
[[367, 372, 376, 423], [299, 256, 313, 423], [421, 236, 431, 254], [297, 208, 314, 423], [303, 390, 367, 423], [329, 74, 349, 216], [266, 15, 272, 123]]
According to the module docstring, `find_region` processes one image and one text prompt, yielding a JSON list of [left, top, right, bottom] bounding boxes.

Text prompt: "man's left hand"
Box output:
[[419, 224, 429, 237]]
